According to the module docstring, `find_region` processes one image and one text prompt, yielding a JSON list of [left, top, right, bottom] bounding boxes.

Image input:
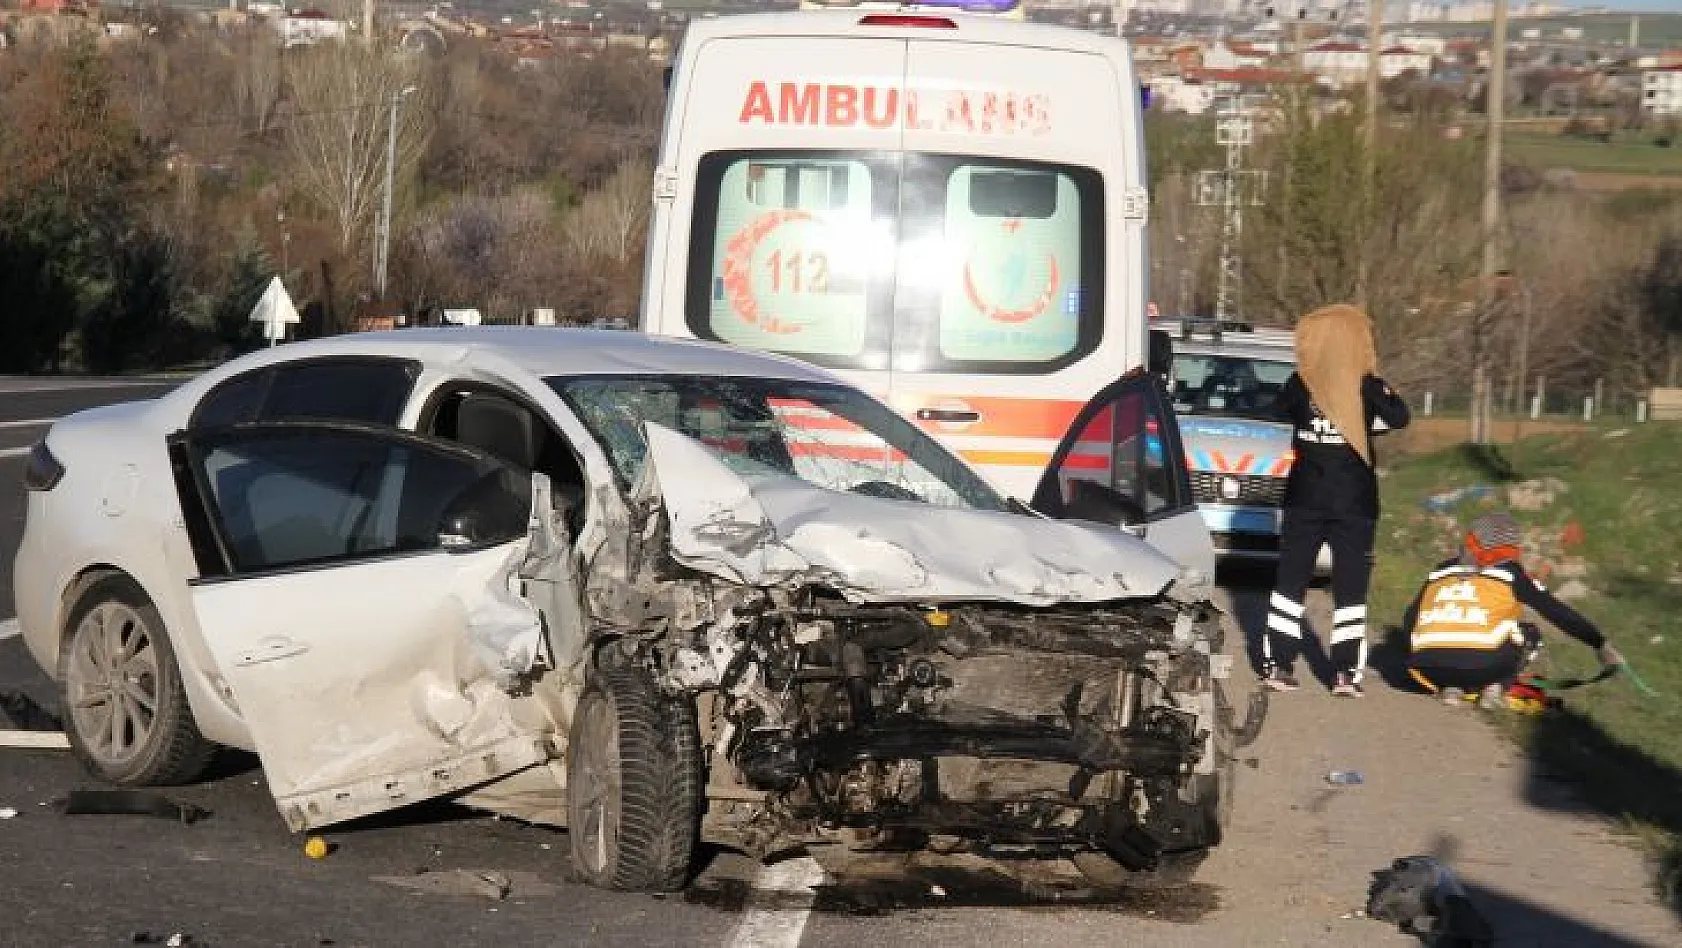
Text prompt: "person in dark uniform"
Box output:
[[1405, 512, 1623, 709], [1262, 304, 1411, 697]]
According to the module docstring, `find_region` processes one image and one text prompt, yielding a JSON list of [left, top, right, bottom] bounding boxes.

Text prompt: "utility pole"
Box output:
[[1357, 0, 1383, 306], [1198, 84, 1265, 325], [374, 85, 416, 303], [1473, 0, 1507, 445]]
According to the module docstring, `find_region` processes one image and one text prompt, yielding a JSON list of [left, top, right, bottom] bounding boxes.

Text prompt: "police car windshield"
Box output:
[[1170, 354, 1293, 422]]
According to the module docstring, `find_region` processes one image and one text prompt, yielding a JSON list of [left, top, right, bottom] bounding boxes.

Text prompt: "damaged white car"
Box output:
[[13, 328, 1263, 891]]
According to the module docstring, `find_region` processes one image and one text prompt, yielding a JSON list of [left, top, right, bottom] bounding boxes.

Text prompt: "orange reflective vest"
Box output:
[[1410, 564, 1525, 652]]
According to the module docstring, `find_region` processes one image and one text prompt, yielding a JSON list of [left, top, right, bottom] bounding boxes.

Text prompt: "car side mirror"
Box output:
[[438, 468, 532, 550], [1149, 329, 1174, 384]]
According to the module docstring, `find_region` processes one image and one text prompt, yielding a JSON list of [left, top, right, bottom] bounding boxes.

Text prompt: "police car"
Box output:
[[1156, 318, 1329, 571]]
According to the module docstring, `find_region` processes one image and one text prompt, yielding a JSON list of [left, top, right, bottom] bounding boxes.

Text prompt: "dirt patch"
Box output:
[[1386, 417, 1588, 457], [1571, 172, 1682, 192]]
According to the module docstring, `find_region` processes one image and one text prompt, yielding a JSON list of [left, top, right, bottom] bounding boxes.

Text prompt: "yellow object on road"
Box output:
[[304, 836, 331, 859]]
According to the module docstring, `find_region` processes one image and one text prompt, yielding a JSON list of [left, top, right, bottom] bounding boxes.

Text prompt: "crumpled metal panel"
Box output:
[[642, 423, 1181, 606]]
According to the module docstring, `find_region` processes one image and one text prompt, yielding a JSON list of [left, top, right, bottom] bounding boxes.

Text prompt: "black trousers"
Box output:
[[1263, 510, 1376, 680], [1408, 625, 1543, 693]]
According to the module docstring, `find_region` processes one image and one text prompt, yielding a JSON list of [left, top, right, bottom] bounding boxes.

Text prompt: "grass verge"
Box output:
[[1369, 423, 1682, 917]]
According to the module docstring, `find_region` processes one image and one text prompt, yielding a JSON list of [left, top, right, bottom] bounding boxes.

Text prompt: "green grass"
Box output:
[[1370, 423, 1682, 915], [1505, 131, 1682, 177], [1397, 13, 1682, 47]]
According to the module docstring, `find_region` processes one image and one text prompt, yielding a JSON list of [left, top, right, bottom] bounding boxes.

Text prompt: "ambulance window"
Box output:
[[689, 153, 889, 367], [908, 159, 1102, 372]]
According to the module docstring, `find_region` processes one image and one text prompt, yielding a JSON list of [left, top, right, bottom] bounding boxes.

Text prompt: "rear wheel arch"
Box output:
[[53, 565, 129, 675]]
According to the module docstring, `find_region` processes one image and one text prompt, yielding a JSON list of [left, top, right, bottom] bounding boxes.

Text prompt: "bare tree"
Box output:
[[562, 156, 652, 263], [235, 26, 283, 136], [284, 43, 431, 257]]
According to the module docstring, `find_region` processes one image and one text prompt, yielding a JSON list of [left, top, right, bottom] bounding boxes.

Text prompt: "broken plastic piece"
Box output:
[[1366, 856, 1494, 946], [61, 790, 210, 825], [1325, 770, 1364, 786]]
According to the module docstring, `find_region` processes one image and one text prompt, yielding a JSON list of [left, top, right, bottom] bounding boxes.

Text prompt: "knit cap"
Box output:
[[1463, 512, 1522, 566]]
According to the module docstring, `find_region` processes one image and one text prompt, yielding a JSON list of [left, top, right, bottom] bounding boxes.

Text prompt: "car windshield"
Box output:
[[1170, 353, 1293, 422], [549, 375, 1010, 512]]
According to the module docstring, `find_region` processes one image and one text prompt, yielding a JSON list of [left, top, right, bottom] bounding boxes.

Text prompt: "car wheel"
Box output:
[[567, 660, 700, 891], [59, 575, 216, 786]]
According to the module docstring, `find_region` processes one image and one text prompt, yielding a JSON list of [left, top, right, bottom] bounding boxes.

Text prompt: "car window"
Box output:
[[1036, 380, 1184, 524], [550, 375, 1007, 511], [688, 149, 1103, 375], [1170, 353, 1293, 421], [190, 360, 418, 431], [192, 427, 529, 575], [193, 372, 270, 428], [263, 361, 416, 424]]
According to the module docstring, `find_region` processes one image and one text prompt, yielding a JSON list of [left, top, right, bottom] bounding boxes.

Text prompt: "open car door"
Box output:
[[170, 422, 552, 831], [1030, 371, 1216, 579]]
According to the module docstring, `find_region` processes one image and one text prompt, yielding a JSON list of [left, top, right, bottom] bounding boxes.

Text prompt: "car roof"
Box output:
[[207, 327, 844, 386], [681, 10, 1125, 53]]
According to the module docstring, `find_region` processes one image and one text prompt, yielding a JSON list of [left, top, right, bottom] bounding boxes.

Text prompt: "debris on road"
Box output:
[[371, 869, 558, 902], [303, 836, 333, 860], [1325, 771, 1364, 786], [1366, 856, 1494, 946], [0, 807, 16, 819], [131, 934, 203, 947], [60, 790, 210, 825]]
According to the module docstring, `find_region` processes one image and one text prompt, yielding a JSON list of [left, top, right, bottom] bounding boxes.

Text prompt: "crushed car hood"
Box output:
[[642, 423, 1182, 606]]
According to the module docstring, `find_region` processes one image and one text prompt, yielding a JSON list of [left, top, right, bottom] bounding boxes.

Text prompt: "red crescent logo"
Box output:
[[720, 209, 813, 336], [962, 250, 1060, 324]]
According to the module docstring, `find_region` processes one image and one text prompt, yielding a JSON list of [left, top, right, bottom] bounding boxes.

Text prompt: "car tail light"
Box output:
[[22, 441, 64, 492], [859, 14, 957, 28]]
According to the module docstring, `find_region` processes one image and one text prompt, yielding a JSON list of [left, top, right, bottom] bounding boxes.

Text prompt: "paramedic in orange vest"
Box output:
[[1261, 304, 1410, 698], [1405, 512, 1623, 708]]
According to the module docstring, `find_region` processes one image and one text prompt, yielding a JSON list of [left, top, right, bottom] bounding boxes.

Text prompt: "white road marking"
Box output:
[[0, 447, 30, 459], [0, 730, 69, 750], [725, 857, 826, 948], [0, 418, 55, 429], [0, 618, 17, 641]]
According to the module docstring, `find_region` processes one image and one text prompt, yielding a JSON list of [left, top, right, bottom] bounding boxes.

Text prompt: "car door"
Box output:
[[1030, 371, 1216, 579], [170, 421, 552, 831]]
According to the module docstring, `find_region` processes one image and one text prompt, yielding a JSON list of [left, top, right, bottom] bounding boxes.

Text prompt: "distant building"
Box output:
[[1303, 40, 1367, 85], [276, 9, 348, 47], [1380, 46, 1433, 78], [1643, 66, 1682, 117]]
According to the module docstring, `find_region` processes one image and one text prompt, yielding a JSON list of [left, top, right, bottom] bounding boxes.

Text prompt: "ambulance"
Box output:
[[638, 10, 1213, 574]]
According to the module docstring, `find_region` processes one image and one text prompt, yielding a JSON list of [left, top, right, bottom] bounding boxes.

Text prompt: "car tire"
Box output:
[[59, 575, 216, 787], [566, 659, 701, 891]]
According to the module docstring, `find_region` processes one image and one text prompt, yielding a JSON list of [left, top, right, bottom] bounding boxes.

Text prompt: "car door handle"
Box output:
[[232, 636, 310, 667], [916, 408, 981, 423]]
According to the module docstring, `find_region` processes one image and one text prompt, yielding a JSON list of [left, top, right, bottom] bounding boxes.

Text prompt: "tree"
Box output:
[[80, 232, 181, 374], [210, 238, 273, 355], [562, 157, 652, 264], [284, 44, 432, 257]]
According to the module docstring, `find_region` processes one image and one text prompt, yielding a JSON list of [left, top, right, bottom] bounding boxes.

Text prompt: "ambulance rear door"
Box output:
[[886, 36, 1138, 501], [648, 23, 910, 404]]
